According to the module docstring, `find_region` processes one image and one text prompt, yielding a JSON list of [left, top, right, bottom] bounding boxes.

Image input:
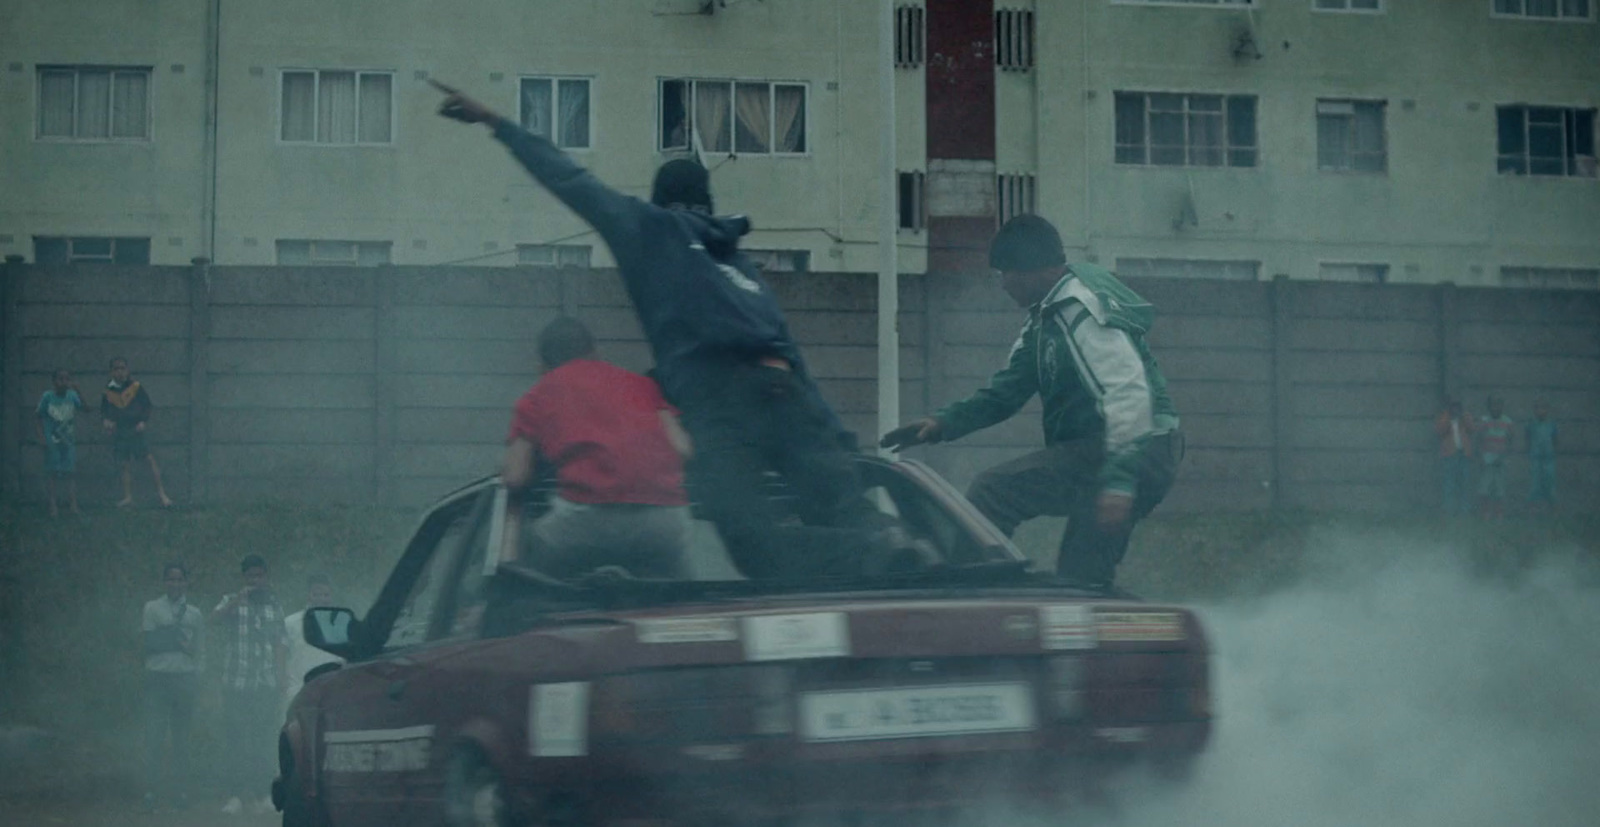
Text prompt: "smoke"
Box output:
[[1080, 527, 1600, 827]]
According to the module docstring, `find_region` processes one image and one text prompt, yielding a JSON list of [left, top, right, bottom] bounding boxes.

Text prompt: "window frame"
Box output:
[[33, 236, 152, 265], [1114, 91, 1259, 169], [1496, 105, 1598, 178], [1317, 261, 1390, 284], [1313, 0, 1384, 12], [1490, 0, 1595, 22], [517, 75, 595, 151], [1499, 266, 1600, 289], [1115, 257, 1262, 281], [1316, 99, 1388, 173], [1111, 0, 1257, 8], [275, 239, 393, 266], [277, 68, 396, 146], [515, 243, 593, 268], [35, 65, 154, 143], [658, 78, 811, 157]]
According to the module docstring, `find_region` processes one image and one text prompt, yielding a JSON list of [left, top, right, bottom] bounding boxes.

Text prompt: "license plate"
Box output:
[[798, 683, 1036, 742]]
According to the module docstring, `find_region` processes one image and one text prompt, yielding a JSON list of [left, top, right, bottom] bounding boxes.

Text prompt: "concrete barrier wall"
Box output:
[[3, 259, 1595, 510]]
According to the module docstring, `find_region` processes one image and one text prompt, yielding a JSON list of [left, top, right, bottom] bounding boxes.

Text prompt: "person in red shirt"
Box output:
[[502, 317, 693, 579]]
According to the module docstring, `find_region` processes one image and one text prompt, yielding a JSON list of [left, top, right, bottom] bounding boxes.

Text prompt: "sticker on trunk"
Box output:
[[743, 612, 849, 661], [635, 617, 739, 644], [1040, 604, 1096, 650], [529, 682, 589, 757], [1097, 612, 1185, 642]]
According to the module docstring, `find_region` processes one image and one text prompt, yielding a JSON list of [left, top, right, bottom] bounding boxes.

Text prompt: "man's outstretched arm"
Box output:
[[433, 81, 643, 254]]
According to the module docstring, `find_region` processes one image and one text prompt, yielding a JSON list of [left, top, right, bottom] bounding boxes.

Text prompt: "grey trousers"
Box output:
[[532, 497, 691, 579], [965, 432, 1183, 587]]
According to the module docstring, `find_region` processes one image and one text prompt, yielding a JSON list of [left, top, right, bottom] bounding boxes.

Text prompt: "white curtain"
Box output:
[[774, 84, 805, 152], [281, 72, 315, 141], [111, 71, 148, 139], [78, 70, 111, 138], [318, 71, 357, 144], [734, 83, 770, 153], [38, 71, 76, 137], [694, 81, 731, 153], [521, 78, 552, 137], [557, 79, 589, 148], [358, 73, 391, 143]]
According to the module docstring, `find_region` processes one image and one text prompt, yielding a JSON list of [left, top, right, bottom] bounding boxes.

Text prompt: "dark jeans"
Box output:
[[143, 670, 198, 799], [675, 361, 891, 579], [966, 432, 1183, 586], [220, 686, 281, 801]]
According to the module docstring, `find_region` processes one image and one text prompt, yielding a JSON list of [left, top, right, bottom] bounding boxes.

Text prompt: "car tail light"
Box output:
[[1046, 655, 1084, 720]]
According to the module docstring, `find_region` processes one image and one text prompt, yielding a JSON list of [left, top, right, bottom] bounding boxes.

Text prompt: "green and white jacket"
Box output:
[[934, 264, 1179, 498]]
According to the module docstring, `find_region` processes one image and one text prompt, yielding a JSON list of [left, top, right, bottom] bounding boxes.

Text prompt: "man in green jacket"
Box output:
[[881, 216, 1182, 587]]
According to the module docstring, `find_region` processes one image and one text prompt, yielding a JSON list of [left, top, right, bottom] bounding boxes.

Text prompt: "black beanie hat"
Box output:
[[989, 214, 1066, 271], [651, 159, 714, 213]]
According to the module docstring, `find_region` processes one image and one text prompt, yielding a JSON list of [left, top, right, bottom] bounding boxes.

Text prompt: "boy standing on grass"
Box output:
[[36, 368, 87, 516], [101, 357, 173, 508], [141, 561, 203, 812], [1476, 395, 1515, 522], [1525, 401, 1558, 511]]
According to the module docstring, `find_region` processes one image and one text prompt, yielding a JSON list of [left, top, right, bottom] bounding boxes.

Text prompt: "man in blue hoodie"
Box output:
[[434, 83, 918, 579]]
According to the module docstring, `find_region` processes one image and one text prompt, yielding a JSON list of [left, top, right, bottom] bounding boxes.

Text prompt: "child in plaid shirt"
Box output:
[[209, 554, 286, 814]]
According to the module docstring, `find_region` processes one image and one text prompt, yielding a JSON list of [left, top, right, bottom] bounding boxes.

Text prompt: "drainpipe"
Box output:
[[877, 0, 900, 453], [202, 0, 220, 261]]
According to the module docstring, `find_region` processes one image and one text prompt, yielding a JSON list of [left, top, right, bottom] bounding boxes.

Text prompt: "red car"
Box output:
[[274, 457, 1211, 827]]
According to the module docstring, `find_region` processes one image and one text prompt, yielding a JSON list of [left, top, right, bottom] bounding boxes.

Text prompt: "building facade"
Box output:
[[3, 0, 1597, 288]]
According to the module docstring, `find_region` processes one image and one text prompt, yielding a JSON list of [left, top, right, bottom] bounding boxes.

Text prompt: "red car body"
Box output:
[[275, 459, 1211, 827]]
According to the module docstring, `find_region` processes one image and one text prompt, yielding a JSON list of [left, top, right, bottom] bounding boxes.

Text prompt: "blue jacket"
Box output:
[[492, 121, 844, 435]]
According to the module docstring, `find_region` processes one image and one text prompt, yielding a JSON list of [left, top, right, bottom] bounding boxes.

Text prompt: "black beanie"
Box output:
[[989, 214, 1066, 271], [651, 159, 714, 213]]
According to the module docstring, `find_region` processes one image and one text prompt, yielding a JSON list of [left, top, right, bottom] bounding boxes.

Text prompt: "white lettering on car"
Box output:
[[321, 725, 435, 773], [743, 613, 850, 661]]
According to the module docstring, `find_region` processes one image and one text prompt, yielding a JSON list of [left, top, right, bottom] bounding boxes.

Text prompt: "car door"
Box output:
[[318, 485, 492, 826]]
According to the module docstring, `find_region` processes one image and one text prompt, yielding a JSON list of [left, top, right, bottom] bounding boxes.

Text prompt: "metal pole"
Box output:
[[876, 0, 900, 455]]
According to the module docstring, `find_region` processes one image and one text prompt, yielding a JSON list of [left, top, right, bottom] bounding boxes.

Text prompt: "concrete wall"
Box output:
[[4, 261, 1595, 511]]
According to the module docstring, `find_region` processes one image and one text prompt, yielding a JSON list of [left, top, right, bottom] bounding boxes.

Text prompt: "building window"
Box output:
[[1500, 266, 1600, 289], [1114, 0, 1255, 6], [660, 79, 807, 155], [517, 244, 592, 267], [996, 173, 1036, 226], [1319, 262, 1389, 283], [1497, 106, 1597, 177], [1117, 257, 1260, 281], [895, 5, 925, 68], [898, 171, 926, 231], [1491, 0, 1593, 21], [280, 70, 393, 144], [1317, 100, 1387, 173], [995, 9, 1035, 71], [744, 249, 811, 273], [1115, 92, 1257, 168], [276, 240, 392, 266], [1315, 0, 1382, 10], [520, 77, 591, 150], [34, 236, 151, 264], [36, 66, 151, 140]]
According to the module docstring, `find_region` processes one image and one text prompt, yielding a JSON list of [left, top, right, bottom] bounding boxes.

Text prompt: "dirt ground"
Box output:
[[0, 796, 280, 827]]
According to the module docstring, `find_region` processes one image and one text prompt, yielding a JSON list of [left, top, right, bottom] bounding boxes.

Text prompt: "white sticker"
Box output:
[[1097, 612, 1185, 642], [743, 613, 850, 661], [529, 682, 589, 757], [322, 725, 435, 773], [1040, 605, 1096, 650], [636, 617, 739, 644]]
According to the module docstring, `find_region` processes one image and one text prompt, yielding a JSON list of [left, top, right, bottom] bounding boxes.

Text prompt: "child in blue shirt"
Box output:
[[1525, 401, 1559, 510], [35, 368, 88, 516]]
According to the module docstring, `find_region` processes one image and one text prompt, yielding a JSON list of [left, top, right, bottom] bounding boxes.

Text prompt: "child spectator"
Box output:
[[1525, 401, 1558, 510], [1433, 397, 1474, 516], [1476, 395, 1515, 521], [35, 368, 87, 517], [100, 357, 173, 508], [209, 554, 287, 815], [141, 561, 203, 811]]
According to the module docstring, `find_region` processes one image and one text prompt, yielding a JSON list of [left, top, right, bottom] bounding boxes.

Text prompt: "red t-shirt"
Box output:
[[506, 359, 688, 506]]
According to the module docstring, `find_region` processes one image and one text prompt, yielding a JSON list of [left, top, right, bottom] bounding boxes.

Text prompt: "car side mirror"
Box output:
[[304, 607, 361, 660]]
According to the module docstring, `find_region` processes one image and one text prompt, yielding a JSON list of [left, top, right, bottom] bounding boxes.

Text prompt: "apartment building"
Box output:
[[2, 0, 1596, 287]]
